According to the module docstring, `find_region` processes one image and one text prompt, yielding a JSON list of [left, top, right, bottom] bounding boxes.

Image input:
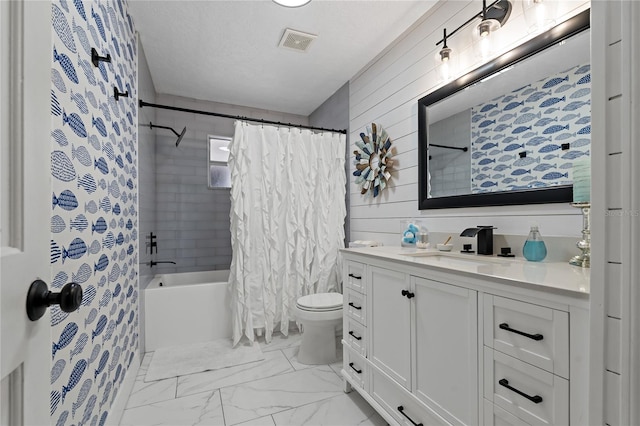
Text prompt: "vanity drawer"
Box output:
[[345, 261, 366, 293], [484, 348, 568, 426], [343, 315, 367, 357], [345, 289, 367, 326], [483, 399, 531, 426], [343, 346, 368, 392], [484, 295, 569, 378], [371, 367, 451, 426]]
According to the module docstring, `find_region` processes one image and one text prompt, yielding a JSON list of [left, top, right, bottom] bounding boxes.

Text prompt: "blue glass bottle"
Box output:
[[523, 225, 547, 262]]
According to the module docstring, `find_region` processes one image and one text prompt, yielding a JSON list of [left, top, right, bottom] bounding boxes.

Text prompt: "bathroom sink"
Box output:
[[429, 255, 496, 268], [398, 251, 505, 268]]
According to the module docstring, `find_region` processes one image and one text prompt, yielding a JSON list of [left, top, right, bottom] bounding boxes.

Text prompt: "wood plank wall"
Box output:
[[591, 1, 640, 425]]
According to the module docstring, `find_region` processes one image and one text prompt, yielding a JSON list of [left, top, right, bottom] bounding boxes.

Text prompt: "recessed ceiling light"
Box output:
[[273, 0, 311, 8]]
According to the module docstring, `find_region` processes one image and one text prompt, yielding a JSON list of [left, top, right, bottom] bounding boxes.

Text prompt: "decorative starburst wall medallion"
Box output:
[[353, 123, 395, 197]]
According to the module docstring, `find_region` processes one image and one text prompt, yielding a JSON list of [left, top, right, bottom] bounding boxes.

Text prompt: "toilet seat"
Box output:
[[296, 293, 343, 311]]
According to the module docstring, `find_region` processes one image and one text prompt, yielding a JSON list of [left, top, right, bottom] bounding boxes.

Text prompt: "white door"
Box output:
[[1, 1, 53, 424]]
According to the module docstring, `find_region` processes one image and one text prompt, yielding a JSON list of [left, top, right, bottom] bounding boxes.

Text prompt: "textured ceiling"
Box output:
[[128, 0, 437, 115]]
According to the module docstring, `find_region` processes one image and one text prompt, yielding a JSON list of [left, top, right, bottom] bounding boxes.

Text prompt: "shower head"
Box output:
[[149, 122, 188, 147], [175, 126, 187, 147]]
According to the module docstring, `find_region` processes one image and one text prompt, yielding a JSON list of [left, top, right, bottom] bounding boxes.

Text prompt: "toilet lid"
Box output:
[[296, 293, 343, 311]]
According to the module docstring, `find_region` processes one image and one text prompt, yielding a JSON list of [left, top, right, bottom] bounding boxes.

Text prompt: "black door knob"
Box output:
[[26, 279, 83, 321]]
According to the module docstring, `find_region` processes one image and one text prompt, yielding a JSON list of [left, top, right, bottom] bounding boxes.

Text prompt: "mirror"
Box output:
[[418, 10, 590, 210]]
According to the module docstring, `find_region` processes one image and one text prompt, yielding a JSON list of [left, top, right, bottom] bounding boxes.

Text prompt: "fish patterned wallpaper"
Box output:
[[470, 63, 591, 193], [49, 0, 138, 425]]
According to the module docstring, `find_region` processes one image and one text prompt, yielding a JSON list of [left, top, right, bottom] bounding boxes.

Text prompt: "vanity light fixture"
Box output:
[[272, 0, 311, 7], [435, 0, 512, 65]]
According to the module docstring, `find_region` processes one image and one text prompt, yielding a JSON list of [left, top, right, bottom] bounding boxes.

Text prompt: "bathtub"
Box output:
[[144, 270, 231, 351]]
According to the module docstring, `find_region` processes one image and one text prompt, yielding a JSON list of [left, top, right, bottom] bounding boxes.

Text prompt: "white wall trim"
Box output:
[[106, 351, 140, 426], [627, 2, 640, 423]]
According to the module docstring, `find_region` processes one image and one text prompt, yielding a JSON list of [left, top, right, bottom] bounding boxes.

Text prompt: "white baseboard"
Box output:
[[106, 350, 141, 425]]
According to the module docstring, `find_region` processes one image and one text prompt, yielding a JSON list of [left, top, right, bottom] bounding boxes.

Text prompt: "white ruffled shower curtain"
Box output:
[[228, 121, 347, 346]]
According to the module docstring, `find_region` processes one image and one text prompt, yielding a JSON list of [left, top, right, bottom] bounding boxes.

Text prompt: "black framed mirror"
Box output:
[[418, 9, 590, 210]]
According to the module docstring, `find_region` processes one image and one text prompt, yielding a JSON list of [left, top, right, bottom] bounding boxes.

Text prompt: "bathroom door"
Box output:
[[0, 1, 52, 424]]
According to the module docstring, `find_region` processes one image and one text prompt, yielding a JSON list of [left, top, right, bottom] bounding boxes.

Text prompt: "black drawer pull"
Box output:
[[348, 302, 362, 310], [401, 289, 415, 299], [348, 273, 362, 280], [499, 379, 543, 404], [349, 362, 362, 374], [397, 406, 423, 426], [348, 331, 362, 340], [499, 323, 543, 341]]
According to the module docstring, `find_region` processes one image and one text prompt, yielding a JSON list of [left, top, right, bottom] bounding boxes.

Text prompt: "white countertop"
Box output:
[[341, 246, 590, 296]]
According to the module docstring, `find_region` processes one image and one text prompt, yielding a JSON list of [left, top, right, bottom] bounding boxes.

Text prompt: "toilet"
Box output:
[[295, 292, 343, 365]]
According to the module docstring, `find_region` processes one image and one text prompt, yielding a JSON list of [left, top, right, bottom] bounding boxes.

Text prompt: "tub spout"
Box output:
[[147, 260, 176, 267]]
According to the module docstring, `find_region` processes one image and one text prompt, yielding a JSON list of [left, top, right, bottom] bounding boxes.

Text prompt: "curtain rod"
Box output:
[[138, 100, 347, 135]]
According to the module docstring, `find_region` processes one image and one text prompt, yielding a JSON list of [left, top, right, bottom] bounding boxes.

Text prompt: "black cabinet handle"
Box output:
[[397, 406, 423, 426], [349, 362, 362, 374], [348, 331, 362, 340], [401, 289, 415, 299], [499, 379, 543, 404], [348, 273, 362, 280], [348, 302, 362, 310], [499, 323, 543, 341]]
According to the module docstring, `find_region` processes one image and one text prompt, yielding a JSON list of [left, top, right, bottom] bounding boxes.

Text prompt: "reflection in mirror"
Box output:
[[418, 10, 590, 210]]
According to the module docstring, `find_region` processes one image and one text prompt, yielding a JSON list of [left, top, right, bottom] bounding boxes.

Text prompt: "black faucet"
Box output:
[[460, 226, 496, 255], [147, 260, 176, 267]]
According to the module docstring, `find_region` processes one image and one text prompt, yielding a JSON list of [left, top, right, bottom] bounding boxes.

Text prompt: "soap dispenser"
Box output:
[[523, 225, 547, 262]]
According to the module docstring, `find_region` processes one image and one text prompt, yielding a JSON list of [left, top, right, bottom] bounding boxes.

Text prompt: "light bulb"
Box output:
[[439, 47, 452, 62], [474, 19, 500, 61], [479, 21, 491, 38], [523, 0, 557, 33]]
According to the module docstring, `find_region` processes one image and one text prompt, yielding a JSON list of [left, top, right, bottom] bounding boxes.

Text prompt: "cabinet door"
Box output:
[[370, 266, 412, 390], [412, 277, 478, 426]]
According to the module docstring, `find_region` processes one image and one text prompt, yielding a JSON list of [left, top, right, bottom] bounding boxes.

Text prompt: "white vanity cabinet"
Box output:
[[348, 263, 479, 425], [341, 248, 590, 426]]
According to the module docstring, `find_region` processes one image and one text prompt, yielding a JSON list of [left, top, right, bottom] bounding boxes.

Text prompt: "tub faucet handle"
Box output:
[[146, 232, 157, 254]]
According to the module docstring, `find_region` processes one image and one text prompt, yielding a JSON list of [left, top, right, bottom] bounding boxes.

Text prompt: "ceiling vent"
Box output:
[[278, 28, 317, 52]]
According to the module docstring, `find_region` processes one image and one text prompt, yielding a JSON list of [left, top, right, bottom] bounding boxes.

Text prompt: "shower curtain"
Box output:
[[228, 121, 347, 346]]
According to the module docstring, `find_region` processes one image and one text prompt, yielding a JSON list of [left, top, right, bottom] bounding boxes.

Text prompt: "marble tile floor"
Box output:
[[120, 331, 386, 426]]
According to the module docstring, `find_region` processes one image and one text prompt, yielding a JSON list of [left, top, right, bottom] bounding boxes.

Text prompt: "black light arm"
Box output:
[[435, 0, 512, 46]]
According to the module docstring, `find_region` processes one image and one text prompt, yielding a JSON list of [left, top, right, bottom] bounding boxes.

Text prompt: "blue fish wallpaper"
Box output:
[[470, 63, 591, 193], [49, 0, 138, 424]]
